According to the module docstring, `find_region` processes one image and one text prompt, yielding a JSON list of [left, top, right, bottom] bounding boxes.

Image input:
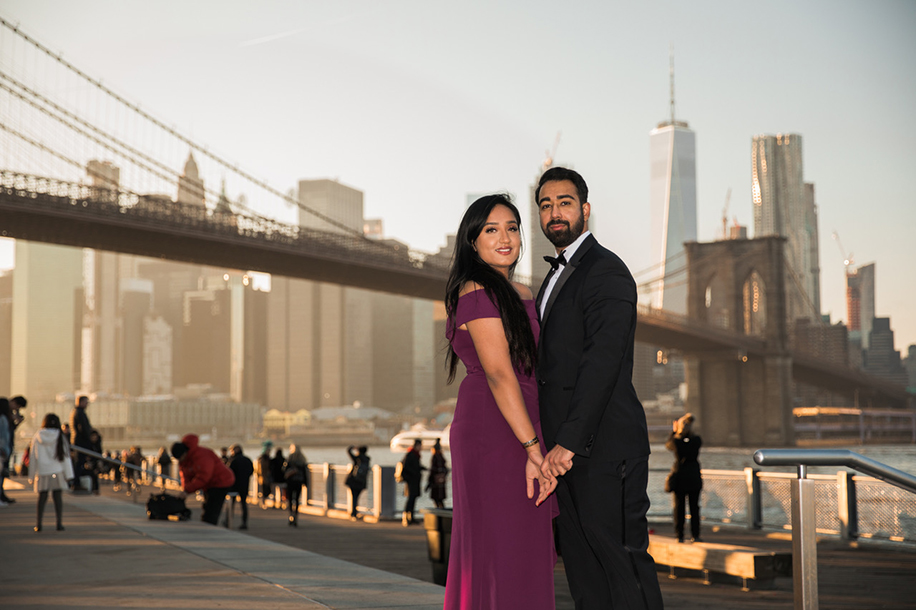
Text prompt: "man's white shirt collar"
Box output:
[[556, 230, 591, 264], [540, 230, 591, 319]]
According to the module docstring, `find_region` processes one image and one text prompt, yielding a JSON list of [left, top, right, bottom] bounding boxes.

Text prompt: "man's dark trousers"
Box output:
[[556, 456, 663, 609], [201, 487, 230, 525]]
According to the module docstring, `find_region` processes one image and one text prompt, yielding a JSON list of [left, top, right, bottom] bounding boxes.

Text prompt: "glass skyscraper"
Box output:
[[649, 118, 696, 314], [751, 133, 821, 325]]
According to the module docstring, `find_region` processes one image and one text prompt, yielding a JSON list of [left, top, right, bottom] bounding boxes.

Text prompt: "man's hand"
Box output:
[[541, 444, 575, 478], [525, 451, 557, 506]]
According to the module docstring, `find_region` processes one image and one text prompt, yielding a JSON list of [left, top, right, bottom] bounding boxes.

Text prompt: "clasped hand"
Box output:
[[525, 450, 557, 506], [540, 444, 575, 478]]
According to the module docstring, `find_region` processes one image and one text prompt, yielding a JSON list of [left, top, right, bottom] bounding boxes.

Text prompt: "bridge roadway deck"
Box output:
[[1, 478, 914, 609]]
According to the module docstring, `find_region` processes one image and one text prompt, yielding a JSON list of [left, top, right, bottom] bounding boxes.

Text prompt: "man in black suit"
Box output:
[[536, 167, 663, 609]]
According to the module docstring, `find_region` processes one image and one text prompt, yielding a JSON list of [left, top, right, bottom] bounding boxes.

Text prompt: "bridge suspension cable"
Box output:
[[0, 15, 368, 239]]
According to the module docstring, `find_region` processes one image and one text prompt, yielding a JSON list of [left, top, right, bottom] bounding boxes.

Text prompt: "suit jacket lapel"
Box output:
[[535, 270, 552, 319], [541, 234, 596, 325]]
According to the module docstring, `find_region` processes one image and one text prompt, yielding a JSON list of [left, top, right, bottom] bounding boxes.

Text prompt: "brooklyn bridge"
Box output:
[[0, 16, 907, 447]]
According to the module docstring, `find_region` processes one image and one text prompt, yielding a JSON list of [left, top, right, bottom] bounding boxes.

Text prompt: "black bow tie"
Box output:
[[544, 253, 567, 271]]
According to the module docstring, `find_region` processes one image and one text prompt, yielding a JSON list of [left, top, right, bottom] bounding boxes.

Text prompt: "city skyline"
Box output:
[[0, 1, 913, 349]]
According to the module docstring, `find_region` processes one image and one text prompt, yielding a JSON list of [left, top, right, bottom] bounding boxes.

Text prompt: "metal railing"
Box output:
[[71, 446, 180, 502], [753, 448, 916, 610]]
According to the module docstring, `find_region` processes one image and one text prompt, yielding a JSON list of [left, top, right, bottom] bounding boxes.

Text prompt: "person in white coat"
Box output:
[[28, 413, 74, 532]]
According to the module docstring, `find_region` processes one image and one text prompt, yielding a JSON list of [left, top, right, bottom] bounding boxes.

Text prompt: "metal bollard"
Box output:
[[791, 465, 818, 610], [225, 492, 238, 529]]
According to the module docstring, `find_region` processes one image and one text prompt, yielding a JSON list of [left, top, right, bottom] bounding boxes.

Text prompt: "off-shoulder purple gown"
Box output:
[[444, 289, 557, 610]]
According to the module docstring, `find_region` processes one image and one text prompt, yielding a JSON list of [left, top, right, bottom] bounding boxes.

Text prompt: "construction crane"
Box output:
[[831, 231, 854, 270], [541, 131, 561, 174], [720, 188, 732, 240]]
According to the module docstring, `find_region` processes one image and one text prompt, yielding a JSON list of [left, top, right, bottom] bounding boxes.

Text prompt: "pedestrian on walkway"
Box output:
[[28, 413, 74, 532], [270, 447, 287, 510], [2, 395, 27, 504], [425, 440, 449, 509], [345, 445, 370, 519], [69, 395, 92, 492], [156, 447, 172, 485], [0, 398, 13, 507], [666, 413, 703, 543], [257, 441, 273, 509], [400, 439, 426, 526], [227, 444, 253, 529], [284, 444, 308, 527], [85, 429, 103, 495], [171, 434, 235, 525]]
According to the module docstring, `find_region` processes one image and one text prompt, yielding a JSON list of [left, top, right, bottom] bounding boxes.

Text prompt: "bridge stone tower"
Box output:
[[683, 236, 794, 446]]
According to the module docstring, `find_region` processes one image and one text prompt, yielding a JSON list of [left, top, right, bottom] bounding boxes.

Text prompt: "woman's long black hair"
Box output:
[[445, 194, 537, 383], [42, 413, 68, 462]]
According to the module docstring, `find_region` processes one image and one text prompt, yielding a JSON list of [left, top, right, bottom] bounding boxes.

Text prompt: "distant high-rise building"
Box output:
[[137, 259, 208, 388], [82, 162, 125, 395], [648, 57, 696, 314], [794, 317, 851, 407], [804, 183, 821, 316], [267, 276, 318, 411], [751, 133, 820, 324], [864, 317, 907, 386], [298, 179, 363, 235], [11, 242, 84, 400], [120, 279, 153, 396], [176, 152, 206, 208], [142, 313, 172, 395], [904, 345, 916, 390], [846, 263, 876, 350]]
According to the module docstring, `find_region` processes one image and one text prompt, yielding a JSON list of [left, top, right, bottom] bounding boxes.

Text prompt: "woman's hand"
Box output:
[[525, 449, 557, 506]]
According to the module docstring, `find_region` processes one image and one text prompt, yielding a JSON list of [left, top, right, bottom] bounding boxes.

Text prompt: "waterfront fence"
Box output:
[[646, 467, 916, 543], [130, 453, 915, 542]]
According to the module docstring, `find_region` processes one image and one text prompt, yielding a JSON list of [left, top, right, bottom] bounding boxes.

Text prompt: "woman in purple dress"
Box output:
[[444, 194, 558, 609]]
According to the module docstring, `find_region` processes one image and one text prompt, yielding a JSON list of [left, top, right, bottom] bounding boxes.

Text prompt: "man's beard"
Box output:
[[543, 213, 585, 248]]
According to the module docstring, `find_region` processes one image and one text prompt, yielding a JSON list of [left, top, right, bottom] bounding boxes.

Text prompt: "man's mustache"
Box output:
[[548, 221, 569, 229]]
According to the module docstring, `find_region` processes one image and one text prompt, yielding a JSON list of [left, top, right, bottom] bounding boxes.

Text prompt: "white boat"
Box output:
[[390, 423, 450, 452]]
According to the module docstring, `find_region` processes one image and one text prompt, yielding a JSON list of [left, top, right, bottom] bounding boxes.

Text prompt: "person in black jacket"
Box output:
[[346, 445, 370, 520], [226, 444, 254, 529], [425, 440, 449, 509], [400, 439, 426, 526], [666, 413, 703, 543], [69, 395, 92, 491], [535, 167, 663, 609], [269, 447, 287, 510]]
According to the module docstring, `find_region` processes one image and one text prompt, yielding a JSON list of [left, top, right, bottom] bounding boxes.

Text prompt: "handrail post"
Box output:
[[745, 467, 762, 530], [321, 463, 331, 515], [375, 465, 397, 520], [792, 465, 819, 610], [837, 470, 858, 541]]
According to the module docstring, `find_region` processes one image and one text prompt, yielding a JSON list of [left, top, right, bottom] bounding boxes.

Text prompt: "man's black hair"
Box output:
[[535, 166, 589, 205]]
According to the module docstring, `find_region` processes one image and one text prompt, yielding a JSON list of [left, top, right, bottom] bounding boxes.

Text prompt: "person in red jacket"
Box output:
[[170, 434, 235, 525]]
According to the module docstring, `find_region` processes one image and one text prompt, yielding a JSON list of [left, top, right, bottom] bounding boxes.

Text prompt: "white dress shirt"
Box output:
[[539, 230, 591, 319]]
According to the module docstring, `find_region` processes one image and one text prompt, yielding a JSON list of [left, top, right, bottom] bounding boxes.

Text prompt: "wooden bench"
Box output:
[[648, 535, 792, 590]]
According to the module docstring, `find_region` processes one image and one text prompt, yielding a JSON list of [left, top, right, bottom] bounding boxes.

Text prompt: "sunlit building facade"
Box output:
[[10, 241, 84, 400], [751, 133, 821, 325], [846, 262, 875, 351]]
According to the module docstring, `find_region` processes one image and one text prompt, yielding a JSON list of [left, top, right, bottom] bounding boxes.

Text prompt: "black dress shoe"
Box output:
[[57, 525, 65, 531], [1, 495, 16, 504]]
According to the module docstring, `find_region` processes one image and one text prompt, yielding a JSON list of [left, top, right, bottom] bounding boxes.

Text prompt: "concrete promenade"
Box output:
[[2, 478, 915, 609]]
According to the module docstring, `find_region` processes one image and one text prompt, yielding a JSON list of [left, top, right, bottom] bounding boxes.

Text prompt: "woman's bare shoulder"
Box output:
[[512, 282, 533, 300], [458, 281, 484, 297]]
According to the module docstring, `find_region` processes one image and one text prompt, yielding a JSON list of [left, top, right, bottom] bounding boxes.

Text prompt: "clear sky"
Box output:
[[1, 0, 914, 350]]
